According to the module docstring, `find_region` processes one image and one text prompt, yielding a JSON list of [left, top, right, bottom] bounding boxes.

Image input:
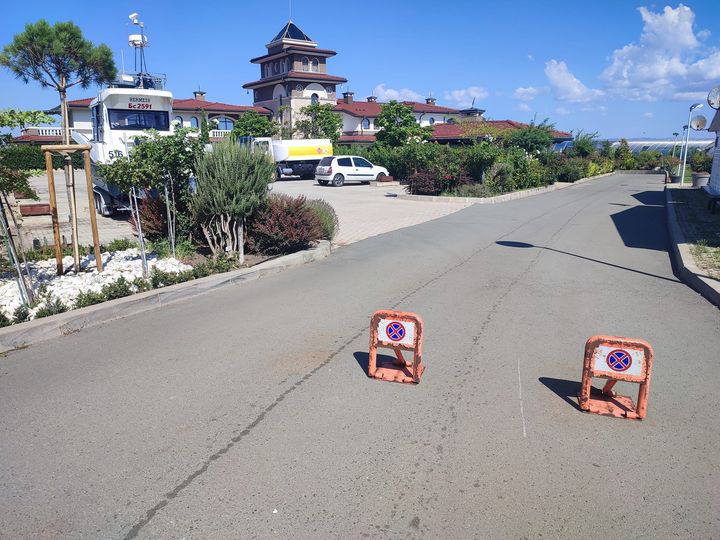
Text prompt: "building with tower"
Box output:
[[242, 22, 347, 135]]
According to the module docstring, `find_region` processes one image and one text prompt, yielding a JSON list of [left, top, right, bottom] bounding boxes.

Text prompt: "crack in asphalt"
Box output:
[[123, 179, 618, 538]]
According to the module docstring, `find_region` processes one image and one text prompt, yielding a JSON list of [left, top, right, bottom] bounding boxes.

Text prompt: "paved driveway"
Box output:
[[271, 179, 472, 246]]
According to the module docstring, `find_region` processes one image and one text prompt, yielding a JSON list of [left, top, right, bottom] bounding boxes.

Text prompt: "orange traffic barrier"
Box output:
[[368, 310, 424, 384], [578, 335, 654, 420]]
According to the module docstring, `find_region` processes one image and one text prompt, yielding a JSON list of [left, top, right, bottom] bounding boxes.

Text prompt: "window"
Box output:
[[108, 109, 170, 131], [337, 157, 352, 167], [274, 61, 280, 74], [264, 64, 270, 77], [92, 105, 104, 142], [361, 118, 370, 130], [215, 117, 234, 130], [174, 116, 183, 126], [319, 156, 334, 166], [428, 117, 435, 125], [295, 83, 304, 92], [353, 157, 372, 168], [302, 57, 309, 71], [311, 58, 319, 72], [190, 116, 199, 128], [311, 93, 319, 105]]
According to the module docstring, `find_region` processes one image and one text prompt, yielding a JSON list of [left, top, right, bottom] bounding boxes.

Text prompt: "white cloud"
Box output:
[[527, 54, 534, 61], [513, 86, 548, 101], [517, 103, 531, 112], [372, 84, 424, 102], [442, 86, 489, 108], [671, 91, 706, 101], [600, 5, 720, 101], [545, 60, 604, 102], [555, 106, 571, 116], [644, 112, 654, 118]]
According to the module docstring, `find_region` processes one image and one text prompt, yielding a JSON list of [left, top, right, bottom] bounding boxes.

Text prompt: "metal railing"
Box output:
[[209, 129, 232, 138]]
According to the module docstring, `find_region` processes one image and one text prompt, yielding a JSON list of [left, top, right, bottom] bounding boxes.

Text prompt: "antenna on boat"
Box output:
[[128, 12, 148, 75]]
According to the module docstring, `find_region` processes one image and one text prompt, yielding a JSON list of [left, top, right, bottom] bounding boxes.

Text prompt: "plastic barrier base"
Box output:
[[580, 388, 642, 420], [373, 362, 425, 384]]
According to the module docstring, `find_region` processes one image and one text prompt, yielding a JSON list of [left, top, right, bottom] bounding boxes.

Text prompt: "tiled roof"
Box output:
[[250, 46, 337, 63], [172, 99, 271, 115], [67, 98, 93, 107], [12, 134, 62, 143], [243, 71, 348, 89], [334, 99, 460, 118]]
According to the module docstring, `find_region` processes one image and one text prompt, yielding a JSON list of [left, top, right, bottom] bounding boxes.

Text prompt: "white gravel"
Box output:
[[0, 249, 192, 320]]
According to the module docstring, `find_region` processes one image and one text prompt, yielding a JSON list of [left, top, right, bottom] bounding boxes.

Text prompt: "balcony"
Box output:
[[20, 126, 91, 137], [209, 129, 233, 139]]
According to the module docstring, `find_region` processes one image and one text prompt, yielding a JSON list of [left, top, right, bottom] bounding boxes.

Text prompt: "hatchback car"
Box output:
[[314, 156, 389, 186]]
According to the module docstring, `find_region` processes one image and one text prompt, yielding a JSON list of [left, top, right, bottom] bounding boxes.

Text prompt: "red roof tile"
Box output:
[[65, 97, 270, 115], [337, 134, 377, 144], [243, 71, 347, 89], [12, 134, 62, 143], [250, 46, 338, 63]]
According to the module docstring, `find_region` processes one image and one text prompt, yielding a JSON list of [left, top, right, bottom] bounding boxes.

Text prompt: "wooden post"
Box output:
[[44, 150, 63, 275], [82, 150, 103, 272]]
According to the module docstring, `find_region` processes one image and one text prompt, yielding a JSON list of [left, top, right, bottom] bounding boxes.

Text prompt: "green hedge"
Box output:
[[0, 144, 83, 170]]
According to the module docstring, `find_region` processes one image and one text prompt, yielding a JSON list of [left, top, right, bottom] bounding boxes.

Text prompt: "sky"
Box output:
[[1, 0, 719, 139]]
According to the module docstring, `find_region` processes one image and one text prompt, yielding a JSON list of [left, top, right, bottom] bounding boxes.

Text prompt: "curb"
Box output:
[[665, 188, 720, 308], [396, 172, 616, 204], [0, 241, 332, 354]]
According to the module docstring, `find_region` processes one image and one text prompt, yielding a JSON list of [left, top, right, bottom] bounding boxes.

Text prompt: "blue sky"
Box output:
[[1, 0, 719, 139]]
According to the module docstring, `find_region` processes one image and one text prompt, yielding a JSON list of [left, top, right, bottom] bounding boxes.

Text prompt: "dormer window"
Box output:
[[361, 118, 370, 129], [302, 57, 309, 71], [311, 58, 319, 72], [428, 117, 435, 125]]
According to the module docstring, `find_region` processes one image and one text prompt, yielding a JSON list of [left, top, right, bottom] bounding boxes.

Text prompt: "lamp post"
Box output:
[[672, 132, 679, 159], [680, 103, 703, 185]]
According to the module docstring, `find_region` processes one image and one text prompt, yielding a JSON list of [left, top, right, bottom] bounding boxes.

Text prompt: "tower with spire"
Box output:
[[242, 21, 347, 137]]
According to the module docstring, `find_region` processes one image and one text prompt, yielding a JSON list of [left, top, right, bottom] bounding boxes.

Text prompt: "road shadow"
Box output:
[[353, 351, 398, 376], [495, 241, 679, 283], [539, 377, 582, 411], [610, 203, 667, 251], [631, 190, 664, 206]]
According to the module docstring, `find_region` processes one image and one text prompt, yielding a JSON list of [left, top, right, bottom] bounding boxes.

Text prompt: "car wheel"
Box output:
[[318, 180, 329, 186], [332, 174, 345, 187], [94, 192, 111, 217], [376, 172, 387, 182]]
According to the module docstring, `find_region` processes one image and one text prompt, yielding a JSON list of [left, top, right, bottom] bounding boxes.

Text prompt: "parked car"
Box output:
[[314, 156, 389, 186]]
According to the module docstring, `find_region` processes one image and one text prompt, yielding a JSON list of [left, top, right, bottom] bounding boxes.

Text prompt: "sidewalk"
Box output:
[[665, 186, 720, 308]]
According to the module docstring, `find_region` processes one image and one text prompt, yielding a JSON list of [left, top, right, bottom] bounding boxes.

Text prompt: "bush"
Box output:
[[106, 238, 137, 252], [0, 144, 82, 170], [131, 196, 167, 241], [35, 297, 68, 318], [132, 277, 152, 292], [690, 151, 712, 173], [151, 237, 197, 260], [101, 277, 132, 300], [464, 142, 500, 182], [305, 199, 338, 240], [557, 157, 588, 182], [634, 150, 663, 170], [74, 289, 106, 309], [149, 267, 194, 288], [246, 193, 324, 256], [484, 161, 515, 194], [13, 304, 30, 323], [445, 183, 488, 198], [407, 170, 443, 195], [0, 311, 11, 327]]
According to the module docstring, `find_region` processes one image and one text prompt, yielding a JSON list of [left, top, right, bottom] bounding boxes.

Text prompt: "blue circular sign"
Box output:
[[386, 322, 406, 342], [606, 349, 632, 372]]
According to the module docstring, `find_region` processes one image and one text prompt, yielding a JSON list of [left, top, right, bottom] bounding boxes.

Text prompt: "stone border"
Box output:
[[396, 172, 616, 204], [0, 241, 332, 354], [665, 188, 720, 308]]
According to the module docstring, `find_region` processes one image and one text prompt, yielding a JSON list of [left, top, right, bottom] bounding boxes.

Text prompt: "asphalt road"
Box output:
[[1, 173, 718, 539]]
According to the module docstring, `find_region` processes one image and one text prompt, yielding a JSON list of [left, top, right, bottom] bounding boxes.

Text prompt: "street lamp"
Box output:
[[680, 103, 703, 185], [672, 132, 679, 159]]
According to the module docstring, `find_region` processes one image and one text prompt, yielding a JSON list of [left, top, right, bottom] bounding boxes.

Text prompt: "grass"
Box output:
[[670, 187, 720, 279]]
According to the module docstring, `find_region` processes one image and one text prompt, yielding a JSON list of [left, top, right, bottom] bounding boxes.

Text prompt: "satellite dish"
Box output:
[[690, 115, 707, 130], [709, 86, 720, 110]]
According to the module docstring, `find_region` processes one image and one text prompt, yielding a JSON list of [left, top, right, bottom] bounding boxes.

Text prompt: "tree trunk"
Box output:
[[237, 219, 245, 266]]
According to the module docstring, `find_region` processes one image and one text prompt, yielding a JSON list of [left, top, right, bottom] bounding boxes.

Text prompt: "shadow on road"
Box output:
[[608, 190, 667, 251], [495, 241, 679, 283], [538, 377, 582, 411], [353, 351, 398, 376]]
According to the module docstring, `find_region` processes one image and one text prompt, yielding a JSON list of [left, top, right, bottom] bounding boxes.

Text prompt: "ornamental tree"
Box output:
[[294, 103, 342, 143], [375, 100, 431, 147], [503, 119, 554, 154], [0, 20, 116, 145], [192, 139, 275, 263], [231, 111, 278, 138]]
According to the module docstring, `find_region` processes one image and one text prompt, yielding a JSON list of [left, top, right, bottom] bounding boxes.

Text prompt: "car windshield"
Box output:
[[108, 109, 170, 131], [319, 157, 333, 166]]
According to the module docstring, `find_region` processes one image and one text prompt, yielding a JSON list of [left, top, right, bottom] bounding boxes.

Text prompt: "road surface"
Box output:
[[1, 173, 718, 539]]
